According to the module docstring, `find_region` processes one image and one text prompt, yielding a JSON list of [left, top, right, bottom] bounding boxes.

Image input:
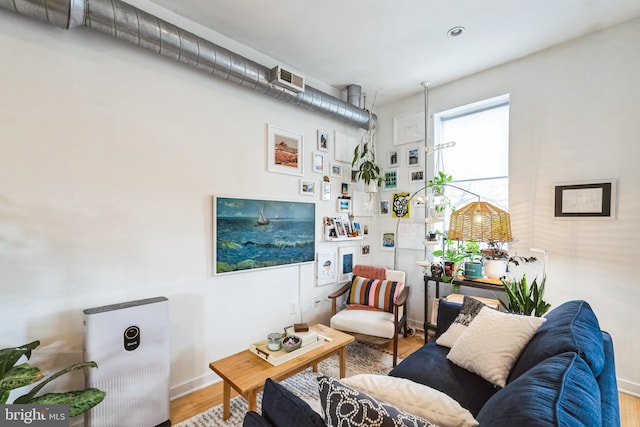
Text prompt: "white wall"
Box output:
[[377, 18, 640, 395], [0, 4, 366, 400]]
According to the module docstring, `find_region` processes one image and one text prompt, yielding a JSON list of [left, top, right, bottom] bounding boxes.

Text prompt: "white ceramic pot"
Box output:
[[483, 259, 507, 279]]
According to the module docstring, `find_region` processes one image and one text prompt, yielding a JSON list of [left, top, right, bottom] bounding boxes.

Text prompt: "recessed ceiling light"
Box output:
[[447, 26, 465, 37]]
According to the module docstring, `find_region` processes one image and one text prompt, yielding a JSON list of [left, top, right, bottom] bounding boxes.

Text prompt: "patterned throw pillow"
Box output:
[[347, 275, 404, 313], [436, 296, 487, 348], [317, 375, 435, 427]]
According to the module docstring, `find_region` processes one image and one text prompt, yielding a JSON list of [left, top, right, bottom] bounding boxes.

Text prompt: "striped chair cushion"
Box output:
[[347, 275, 404, 313]]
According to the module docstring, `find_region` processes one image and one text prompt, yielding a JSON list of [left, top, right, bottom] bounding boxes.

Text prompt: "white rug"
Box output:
[[174, 341, 399, 427]]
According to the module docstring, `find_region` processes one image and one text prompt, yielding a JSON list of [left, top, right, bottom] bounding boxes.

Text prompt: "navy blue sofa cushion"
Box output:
[[599, 331, 621, 427], [477, 352, 601, 426], [261, 378, 325, 427], [388, 342, 497, 416], [435, 299, 463, 338], [508, 300, 605, 383], [243, 411, 274, 427]]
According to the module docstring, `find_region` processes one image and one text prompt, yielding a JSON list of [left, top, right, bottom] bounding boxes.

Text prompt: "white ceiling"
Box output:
[[146, 0, 640, 105]]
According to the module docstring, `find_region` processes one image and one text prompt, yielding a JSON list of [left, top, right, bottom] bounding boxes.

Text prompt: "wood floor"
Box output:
[[171, 333, 640, 426]]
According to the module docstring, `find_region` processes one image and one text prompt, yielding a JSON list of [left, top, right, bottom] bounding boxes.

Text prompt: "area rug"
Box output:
[[174, 341, 399, 427]]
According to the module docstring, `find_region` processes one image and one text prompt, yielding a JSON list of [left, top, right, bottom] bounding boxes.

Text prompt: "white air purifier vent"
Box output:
[[270, 65, 305, 93], [83, 297, 170, 427]]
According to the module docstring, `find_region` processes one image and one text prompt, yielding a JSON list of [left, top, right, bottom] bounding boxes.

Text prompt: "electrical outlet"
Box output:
[[289, 301, 297, 314], [313, 299, 322, 308]]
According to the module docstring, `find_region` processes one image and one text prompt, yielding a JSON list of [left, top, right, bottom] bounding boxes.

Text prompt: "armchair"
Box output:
[[328, 265, 409, 367]]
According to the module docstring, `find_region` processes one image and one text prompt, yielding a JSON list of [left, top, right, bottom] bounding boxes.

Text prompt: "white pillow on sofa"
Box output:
[[340, 374, 478, 427], [446, 306, 546, 387]]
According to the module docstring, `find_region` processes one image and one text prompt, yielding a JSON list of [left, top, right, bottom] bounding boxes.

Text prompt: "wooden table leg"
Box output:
[[312, 362, 318, 372], [339, 346, 347, 378], [222, 381, 231, 420], [247, 389, 258, 412]]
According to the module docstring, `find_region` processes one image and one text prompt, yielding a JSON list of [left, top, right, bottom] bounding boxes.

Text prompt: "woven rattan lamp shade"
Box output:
[[448, 201, 513, 242]]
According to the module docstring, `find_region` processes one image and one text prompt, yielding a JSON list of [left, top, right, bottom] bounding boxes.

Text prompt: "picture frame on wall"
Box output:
[[312, 152, 325, 173], [388, 150, 399, 168], [407, 147, 422, 168], [410, 170, 425, 182], [330, 163, 342, 177], [360, 244, 371, 257], [380, 200, 389, 215], [381, 232, 396, 250], [393, 112, 425, 145], [300, 180, 316, 195], [392, 192, 411, 218], [321, 181, 331, 201], [317, 130, 330, 152], [317, 251, 337, 286], [338, 246, 357, 282], [554, 179, 616, 219], [384, 170, 398, 190], [267, 124, 303, 176], [337, 198, 352, 213]]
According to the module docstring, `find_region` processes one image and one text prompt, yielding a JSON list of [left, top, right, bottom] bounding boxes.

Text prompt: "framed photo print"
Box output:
[[338, 246, 357, 282], [407, 147, 422, 168], [410, 170, 425, 182], [392, 192, 411, 219], [317, 251, 337, 286], [381, 232, 396, 250], [384, 170, 398, 190], [393, 112, 425, 145], [321, 181, 331, 201], [388, 150, 399, 168], [337, 198, 352, 213], [380, 200, 389, 215], [341, 182, 349, 195], [554, 179, 616, 219], [360, 244, 371, 257], [317, 130, 330, 152], [300, 180, 316, 195], [267, 124, 303, 176], [312, 152, 325, 173], [330, 163, 343, 177]]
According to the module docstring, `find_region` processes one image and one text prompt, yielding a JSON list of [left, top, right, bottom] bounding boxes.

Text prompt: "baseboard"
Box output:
[[170, 372, 220, 400], [618, 378, 640, 397]]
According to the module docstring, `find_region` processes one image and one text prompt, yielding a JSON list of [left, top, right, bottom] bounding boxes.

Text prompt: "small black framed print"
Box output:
[[554, 179, 616, 219]]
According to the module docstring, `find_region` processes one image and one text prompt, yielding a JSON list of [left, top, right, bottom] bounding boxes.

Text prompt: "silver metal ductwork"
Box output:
[[0, 0, 376, 130]]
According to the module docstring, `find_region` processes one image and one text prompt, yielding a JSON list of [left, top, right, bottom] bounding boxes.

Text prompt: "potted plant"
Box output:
[[433, 239, 467, 291], [481, 242, 537, 279], [499, 274, 550, 317], [351, 141, 383, 191], [461, 241, 484, 279], [0, 340, 106, 417], [426, 171, 454, 217]]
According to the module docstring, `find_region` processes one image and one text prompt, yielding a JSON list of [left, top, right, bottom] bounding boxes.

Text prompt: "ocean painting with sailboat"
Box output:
[[214, 197, 316, 274]]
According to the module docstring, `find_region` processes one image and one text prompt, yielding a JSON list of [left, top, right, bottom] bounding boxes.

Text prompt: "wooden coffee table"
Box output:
[[209, 324, 354, 420]]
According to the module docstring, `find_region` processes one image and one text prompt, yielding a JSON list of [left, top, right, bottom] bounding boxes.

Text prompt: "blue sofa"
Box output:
[[390, 299, 620, 426], [244, 299, 620, 426]]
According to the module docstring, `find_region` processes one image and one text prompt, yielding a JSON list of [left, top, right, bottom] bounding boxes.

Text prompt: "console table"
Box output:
[[423, 275, 504, 344]]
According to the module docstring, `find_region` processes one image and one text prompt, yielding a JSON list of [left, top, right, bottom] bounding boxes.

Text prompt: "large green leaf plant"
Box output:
[[0, 340, 106, 417], [499, 274, 551, 317]]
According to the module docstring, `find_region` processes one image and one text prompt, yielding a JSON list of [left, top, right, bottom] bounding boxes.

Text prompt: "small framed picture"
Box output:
[[361, 222, 370, 237], [407, 147, 422, 168], [554, 179, 616, 219], [341, 182, 349, 195], [338, 246, 357, 281], [388, 150, 399, 168], [337, 198, 352, 213], [330, 163, 343, 177], [300, 180, 316, 195], [317, 130, 330, 152], [360, 244, 371, 257], [381, 232, 396, 250], [350, 170, 358, 184], [267, 124, 303, 176], [333, 218, 346, 237], [410, 169, 425, 182], [383, 170, 398, 190], [312, 152, 325, 173], [317, 251, 337, 286], [321, 181, 331, 201], [352, 222, 362, 236], [380, 200, 389, 215]]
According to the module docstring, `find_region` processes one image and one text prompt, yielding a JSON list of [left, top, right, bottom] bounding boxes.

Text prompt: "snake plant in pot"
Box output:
[[499, 274, 551, 317], [0, 340, 106, 417]]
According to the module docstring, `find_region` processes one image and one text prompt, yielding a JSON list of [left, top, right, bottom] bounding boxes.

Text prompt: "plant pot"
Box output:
[[366, 181, 378, 193], [444, 261, 459, 279], [484, 259, 507, 279], [430, 263, 443, 279], [464, 262, 483, 279]]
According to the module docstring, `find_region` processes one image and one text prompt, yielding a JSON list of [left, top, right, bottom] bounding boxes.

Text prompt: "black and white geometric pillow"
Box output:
[[317, 375, 435, 427]]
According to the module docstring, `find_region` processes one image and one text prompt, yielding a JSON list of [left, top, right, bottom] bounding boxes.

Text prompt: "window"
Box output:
[[433, 94, 510, 217]]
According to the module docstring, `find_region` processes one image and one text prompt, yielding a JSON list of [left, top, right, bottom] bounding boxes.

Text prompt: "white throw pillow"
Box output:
[[340, 374, 478, 427], [447, 306, 546, 387], [436, 295, 487, 348]]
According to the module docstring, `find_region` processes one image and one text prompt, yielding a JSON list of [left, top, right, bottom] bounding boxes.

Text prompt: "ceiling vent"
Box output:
[[270, 65, 305, 93]]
